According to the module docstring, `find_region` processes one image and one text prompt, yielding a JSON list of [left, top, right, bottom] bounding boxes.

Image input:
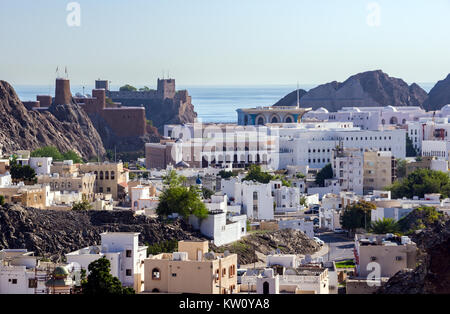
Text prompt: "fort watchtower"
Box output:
[[157, 78, 176, 100], [54, 78, 72, 105]]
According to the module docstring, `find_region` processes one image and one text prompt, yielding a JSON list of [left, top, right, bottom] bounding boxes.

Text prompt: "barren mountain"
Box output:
[[274, 70, 428, 111], [423, 73, 450, 111], [0, 80, 105, 159]]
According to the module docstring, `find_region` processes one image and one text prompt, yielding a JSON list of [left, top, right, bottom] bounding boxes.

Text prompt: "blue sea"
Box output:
[[13, 83, 434, 123]]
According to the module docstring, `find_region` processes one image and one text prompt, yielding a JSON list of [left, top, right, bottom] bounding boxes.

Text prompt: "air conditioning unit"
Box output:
[[370, 256, 377, 261]]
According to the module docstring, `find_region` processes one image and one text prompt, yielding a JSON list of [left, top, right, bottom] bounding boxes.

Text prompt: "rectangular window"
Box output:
[[126, 250, 132, 258], [12, 279, 17, 284], [126, 269, 132, 276], [29, 279, 37, 288]]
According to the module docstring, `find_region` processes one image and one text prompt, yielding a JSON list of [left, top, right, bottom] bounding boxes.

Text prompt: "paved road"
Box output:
[[315, 232, 355, 262]]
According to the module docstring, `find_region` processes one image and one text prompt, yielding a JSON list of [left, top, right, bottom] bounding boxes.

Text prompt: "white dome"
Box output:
[[315, 107, 329, 113], [441, 104, 450, 112]]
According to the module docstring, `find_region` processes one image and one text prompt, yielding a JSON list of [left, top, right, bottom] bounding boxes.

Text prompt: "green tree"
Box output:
[[0, 195, 4, 206], [387, 169, 450, 199], [62, 150, 83, 163], [9, 156, 36, 182], [146, 240, 178, 255], [296, 172, 306, 179], [139, 86, 151, 92], [369, 218, 400, 234], [72, 200, 93, 211], [82, 257, 135, 295], [406, 135, 417, 157], [119, 84, 137, 92], [31, 146, 64, 160], [156, 182, 209, 219], [341, 201, 375, 234], [315, 164, 333, 187], [243, 165, 273, 184], [163, 170, 187, 187], [218, 170, 235, 179]]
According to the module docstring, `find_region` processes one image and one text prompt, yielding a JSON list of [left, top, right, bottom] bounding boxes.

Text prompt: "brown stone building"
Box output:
[[37, 173, 96, 201], [0, 185, 48, 209]]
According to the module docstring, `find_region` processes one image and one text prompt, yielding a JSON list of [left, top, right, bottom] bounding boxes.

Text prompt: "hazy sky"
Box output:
[[1, 0, 449, 87]]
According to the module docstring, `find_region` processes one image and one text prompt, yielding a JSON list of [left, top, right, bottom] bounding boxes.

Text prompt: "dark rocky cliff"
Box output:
[[423, 73, 450, 111], [0, 80, 105, 159], [0, 205, 206, 262], [274, 70, 428, 111], [376, 216, 450, 294], [273, 89, 308, 107]]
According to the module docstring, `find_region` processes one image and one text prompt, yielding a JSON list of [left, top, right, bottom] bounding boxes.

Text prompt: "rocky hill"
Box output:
[[376, 216, 450, 294], [0, 205, 319, 264], [0, 204, 206, 262], [214, 229, 320, 265], [274, 70, 428, 112], [0, 80, 105, 159], [423, 74, 450, 111], [273, 89, 308, 107]]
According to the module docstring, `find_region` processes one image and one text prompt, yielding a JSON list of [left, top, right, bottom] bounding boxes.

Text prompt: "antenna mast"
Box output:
[[296, 81, 300, 108]]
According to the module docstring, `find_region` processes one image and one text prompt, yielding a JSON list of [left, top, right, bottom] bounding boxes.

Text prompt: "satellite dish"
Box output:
[[224, 250, 231, 257]]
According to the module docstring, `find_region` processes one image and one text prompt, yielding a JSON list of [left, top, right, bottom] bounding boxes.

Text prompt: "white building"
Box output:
[[189, 193, 247, 246], [66, 232, 148, 292], [272, 181, 301, 213], [0, 249, 54, 294], [332, 148, 363, 196], [29, 157, 53, 175], [221, 178, 274, 220], [278, 219, 314, 238], [0, 173, 12, 187], [272, 122, 406, 170], [130, 185, 158, 214]]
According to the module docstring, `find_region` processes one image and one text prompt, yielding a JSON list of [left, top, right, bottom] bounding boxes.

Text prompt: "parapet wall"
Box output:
[[101, 107, 147, 137]]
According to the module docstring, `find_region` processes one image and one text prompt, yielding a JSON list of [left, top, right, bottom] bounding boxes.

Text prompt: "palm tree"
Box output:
[[369, 218, 400, 234]]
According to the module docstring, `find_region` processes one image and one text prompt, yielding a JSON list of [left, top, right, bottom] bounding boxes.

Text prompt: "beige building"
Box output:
[[363, 150, 397, 194], [37, 173, 95, 201], [0, 185, 48, 209], [50, 161, 78, 176], [143, 241, 238, 294], [354, 234, 417, 279], [78, 162, 128, 200], [0, 159, 10, 175]]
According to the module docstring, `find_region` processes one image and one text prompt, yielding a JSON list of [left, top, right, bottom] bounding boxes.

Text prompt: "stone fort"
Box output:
[[23, 78, 148, 138]]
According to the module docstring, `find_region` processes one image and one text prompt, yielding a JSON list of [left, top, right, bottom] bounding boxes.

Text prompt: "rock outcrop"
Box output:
[[423, 73, 450, 111], [0, 204, 206, 262], [274, 70, 428, 112], [213, 229, 320, 265], [0, 80, 105, 159], [376, 216, 450, 294], [273, 89, 308, 107]]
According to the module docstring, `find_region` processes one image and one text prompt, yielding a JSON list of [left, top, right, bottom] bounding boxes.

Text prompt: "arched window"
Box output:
[[152, 268, 161, 280], [271, 115, 279, 123], [105, 171, 109, 180], [244, 115, 249, 125], [390, 117, 398, 124], [402, 119, 406, 124], [111, 171, 115, 180], [285, 116, 293, 123], [94, 171, 98, 179], [257, 117, 265, 125], [99, 171, 104, 180], [381, 119, 385, 125]]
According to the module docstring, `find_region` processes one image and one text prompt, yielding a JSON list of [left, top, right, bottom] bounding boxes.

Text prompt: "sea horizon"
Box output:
[[13, 82, 436, 123]]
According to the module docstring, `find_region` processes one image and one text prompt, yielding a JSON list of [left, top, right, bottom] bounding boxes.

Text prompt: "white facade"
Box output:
[[0, 249, 51, 294], [278, 219, 314, 238], [272, 122, 406, 170], [272, 182, 301, 213], [371, 207, 415, 222], [333, 149, 363, 196], [221, 178, 274, 220], [131, 185, 158, 213], [0, 173, 12, 187], [29, 157, 53, 175], [66, 232, 147, 292], [189, 193, 247, 246]]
